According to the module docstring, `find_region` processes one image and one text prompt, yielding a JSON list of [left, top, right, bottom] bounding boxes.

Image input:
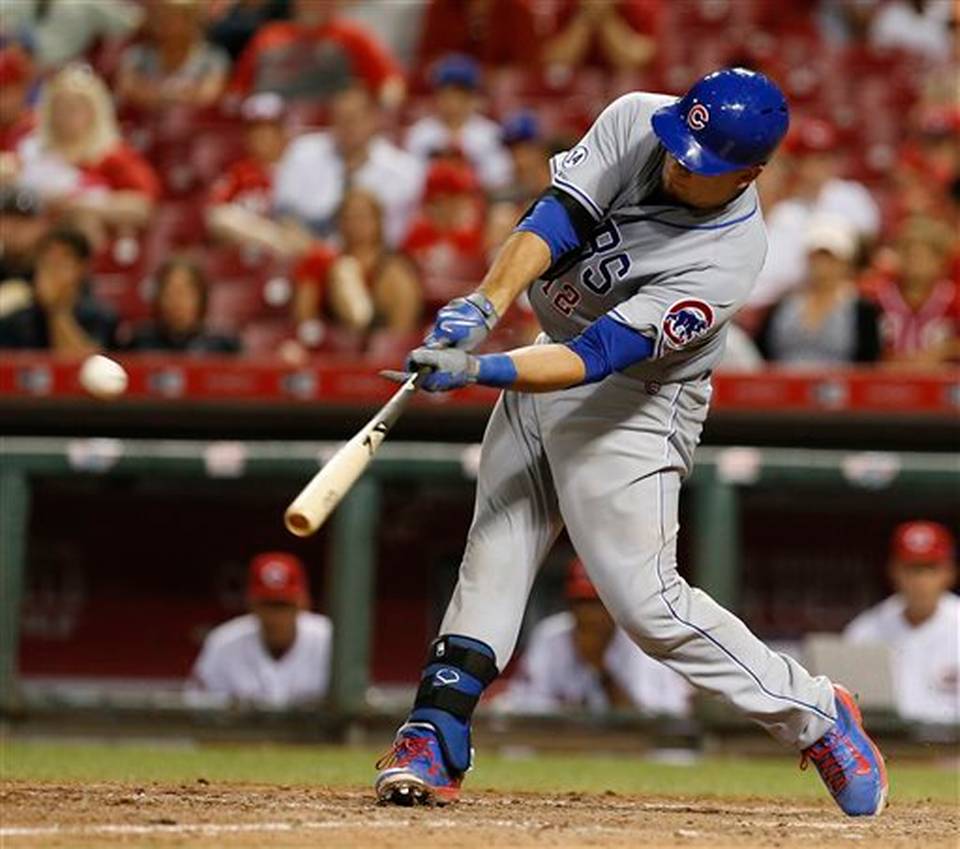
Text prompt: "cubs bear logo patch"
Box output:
[[662, 299, 715, 349]]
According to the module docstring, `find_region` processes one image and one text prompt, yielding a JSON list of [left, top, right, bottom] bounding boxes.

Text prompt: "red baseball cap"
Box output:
[[424, 161, 478, 201], [0, 49, 30, 87], [247, 552, 309, 602], [565, 557, 599, 601], [890, 521, 955, 565]]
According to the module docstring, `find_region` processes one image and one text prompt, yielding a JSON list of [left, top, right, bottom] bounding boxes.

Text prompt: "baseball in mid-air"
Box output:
[[79, 354, 129, 400]]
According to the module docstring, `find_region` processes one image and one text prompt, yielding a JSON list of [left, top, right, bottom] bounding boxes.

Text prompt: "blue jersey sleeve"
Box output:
[[515, 194, 582, 264], [565, 314, 655, 384]]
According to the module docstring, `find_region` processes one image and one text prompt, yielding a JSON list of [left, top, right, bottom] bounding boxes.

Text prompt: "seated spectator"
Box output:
[[206, 92, 310, 258], [293, 189, 422, 334], [402, 161, 487, 302], [866, 217, 959, 368], [893, 106, 959, 222], [0, 227, 116, 354], [748, 118, 880, 309], [0, 48, 36, 154], [0, 0, 143, 70], [116, 0, 230, 112], [844, 521, 958, 725], [12, 66, 160, 240], [416, 0, 541, 70], [230, 0, 404, 107], [757, 216, 881, 366], [0, 187, 46, 283], [207, 0, 291, 61], [187, 552, 331, 708], [869, 0, 952, 61], [485, 111, 552, 255], [494, 559, 690, 716], [405, 54, 511, 191], [542, 0, 658, 72], [126, 258, 240, 354], [273, 85, 423, 246]]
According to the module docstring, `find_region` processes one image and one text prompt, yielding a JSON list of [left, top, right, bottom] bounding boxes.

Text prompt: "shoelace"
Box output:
[[375, 736, 433, 770], [800, 739, 849, 795]]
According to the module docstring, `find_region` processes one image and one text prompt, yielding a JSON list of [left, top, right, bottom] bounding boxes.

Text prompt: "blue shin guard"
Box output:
[[408, 634, 498, 775]]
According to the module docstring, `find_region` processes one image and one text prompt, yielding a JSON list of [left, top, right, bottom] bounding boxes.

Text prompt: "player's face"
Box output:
[[890, 560, 956, 617], [253, 600, 300, 657], [571, 600, 616, 669], [661, 155, 760, 209]]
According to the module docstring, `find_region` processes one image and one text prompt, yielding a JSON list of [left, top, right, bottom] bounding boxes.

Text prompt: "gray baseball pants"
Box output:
[[440, 375, 837, 748]]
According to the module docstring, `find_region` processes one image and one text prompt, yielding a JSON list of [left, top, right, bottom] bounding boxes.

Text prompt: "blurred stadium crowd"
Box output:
[[0, 0, 957, 367]]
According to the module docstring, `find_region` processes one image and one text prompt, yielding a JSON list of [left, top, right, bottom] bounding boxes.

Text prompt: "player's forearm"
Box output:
[[482, 344, 586, 393], [476, 230, 552, 317]]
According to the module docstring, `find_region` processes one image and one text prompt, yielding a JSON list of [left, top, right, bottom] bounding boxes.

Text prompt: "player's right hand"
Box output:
[[424, 292, 499, 351]]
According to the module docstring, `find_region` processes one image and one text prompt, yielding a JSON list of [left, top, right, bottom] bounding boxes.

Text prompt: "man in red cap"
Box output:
[[187, 552, 332, 708], [494, 558, 690, 716], [844, 521, 958, 724]]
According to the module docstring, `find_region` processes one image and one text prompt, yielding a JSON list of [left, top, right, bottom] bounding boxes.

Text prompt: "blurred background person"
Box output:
[[292, 189, 422, 338], [187, 552, 331, 708], [125, 257, 240, 354], [844, 521, 959, 726], [415, 0, 541, 71], [865, 216, 959, 368], [756, 216, 881, 367], [747, 118, 880, 313], [0, 186, 46, 285], [229, 0, 405, 108], [116, 0, 230, 113], [273, 85, 423, 246], [0, 0, 143, 70], [541, 0, 659, 73], [405, 54, 511, 191], [0, 227, 115, 354], [494, 559, 690, 716], [10, 66, 160, 246], [206, 92, 311, 258], [206, 0, 292, 62]]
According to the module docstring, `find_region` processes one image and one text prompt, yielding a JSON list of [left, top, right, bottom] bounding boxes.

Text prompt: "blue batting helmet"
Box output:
[[651, 68, 789, 176]]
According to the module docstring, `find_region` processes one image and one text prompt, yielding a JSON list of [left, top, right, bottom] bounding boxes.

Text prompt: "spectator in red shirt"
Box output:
[[416, 0, 541, 70], [0, 48, 36, 155], [542, 0, 659, 71], [866, 216, 959, 368], [11, 66, 160, 243], [293, 188, 422, 337], [116, 0, 231, 113], [230, 0, 405, 107], [206, 92, 311, 258], [403, 161, 487, 307]]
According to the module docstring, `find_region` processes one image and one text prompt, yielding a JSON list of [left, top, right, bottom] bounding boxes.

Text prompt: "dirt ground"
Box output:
[[1, 781, 957, 849]]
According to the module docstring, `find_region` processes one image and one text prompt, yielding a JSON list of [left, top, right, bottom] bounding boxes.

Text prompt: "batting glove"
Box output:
[[407, 347, 480, 393], [424, 292, 499, 351]]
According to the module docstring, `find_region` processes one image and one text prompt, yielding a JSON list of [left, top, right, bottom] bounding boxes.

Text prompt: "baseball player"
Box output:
[[375, 68, 887, 816]]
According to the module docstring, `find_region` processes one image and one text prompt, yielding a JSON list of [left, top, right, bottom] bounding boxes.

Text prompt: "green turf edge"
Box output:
[[2, 740, 958, 803]]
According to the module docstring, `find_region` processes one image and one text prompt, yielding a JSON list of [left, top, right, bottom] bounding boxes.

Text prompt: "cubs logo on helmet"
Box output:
[[662, 299, 715, 349], [687, 103, 710, 130]]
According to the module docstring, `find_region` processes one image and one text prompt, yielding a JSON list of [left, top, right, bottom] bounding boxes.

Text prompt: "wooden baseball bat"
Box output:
[[284, 371, 421, 537]]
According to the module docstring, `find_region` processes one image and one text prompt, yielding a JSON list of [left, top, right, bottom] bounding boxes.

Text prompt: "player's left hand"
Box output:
[[406, 347, 480, 393]]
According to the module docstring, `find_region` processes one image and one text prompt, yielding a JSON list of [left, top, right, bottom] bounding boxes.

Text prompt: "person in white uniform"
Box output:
[[187, 551, 331, 708], [495, 558, 690, 716], [845, 521, 959, 726], [374, 68, 887, 817]]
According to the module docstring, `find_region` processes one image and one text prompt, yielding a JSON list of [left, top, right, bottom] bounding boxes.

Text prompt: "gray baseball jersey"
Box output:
[[528, 92, 767, 384], [438, 91, 838, 751]]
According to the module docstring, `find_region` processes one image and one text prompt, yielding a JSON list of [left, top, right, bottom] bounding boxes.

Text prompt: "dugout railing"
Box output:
[[1, 437, 958, 718]]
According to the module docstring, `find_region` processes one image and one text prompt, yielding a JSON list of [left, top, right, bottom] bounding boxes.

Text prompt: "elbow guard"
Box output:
[[566, 315, 655, 384]]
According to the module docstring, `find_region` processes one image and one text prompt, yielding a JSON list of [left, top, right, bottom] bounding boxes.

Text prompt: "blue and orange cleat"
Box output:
[[801, 685, 888, 816], [374, 723, 462, 806]]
